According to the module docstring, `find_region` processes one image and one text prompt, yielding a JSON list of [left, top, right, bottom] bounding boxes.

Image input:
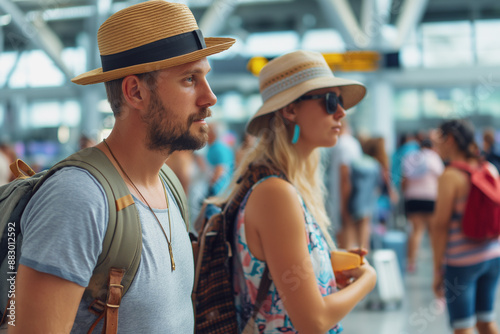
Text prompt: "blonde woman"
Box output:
[[212, 51, 377, 333]]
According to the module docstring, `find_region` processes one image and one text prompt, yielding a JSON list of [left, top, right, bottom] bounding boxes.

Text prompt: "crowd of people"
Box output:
[[1, 1, 499, 334]]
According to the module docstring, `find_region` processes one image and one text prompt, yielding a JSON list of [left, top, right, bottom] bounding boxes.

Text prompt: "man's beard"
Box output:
[[142, 92, 211, 153]]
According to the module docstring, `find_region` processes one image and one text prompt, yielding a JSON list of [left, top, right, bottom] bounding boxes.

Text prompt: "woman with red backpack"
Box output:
[[431, 119, 500, 334]]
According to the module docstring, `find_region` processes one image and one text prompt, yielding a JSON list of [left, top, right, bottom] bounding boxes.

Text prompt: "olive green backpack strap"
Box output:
[[34, 147, 142, 304], [160, 165, 189, 230]]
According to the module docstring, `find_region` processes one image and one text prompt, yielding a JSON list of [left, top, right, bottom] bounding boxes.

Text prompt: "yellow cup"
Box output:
[[330, 250, 362, 271]]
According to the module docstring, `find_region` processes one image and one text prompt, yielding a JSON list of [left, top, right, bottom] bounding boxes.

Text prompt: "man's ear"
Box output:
[[122, 75, 148, 110], [279, 103, 297, 123]]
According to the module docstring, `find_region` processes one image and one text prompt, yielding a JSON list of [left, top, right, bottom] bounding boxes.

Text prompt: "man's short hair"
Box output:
[[104, 71, 160, 117]]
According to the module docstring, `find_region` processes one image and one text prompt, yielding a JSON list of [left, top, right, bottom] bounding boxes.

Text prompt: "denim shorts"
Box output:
[[444, 257, 500, 329]]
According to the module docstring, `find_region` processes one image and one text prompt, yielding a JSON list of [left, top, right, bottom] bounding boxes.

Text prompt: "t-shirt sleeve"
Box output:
[[19, 167, 109, 287]]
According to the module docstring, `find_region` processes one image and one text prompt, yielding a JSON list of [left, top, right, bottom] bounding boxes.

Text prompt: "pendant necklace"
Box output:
[[103, 139, 175, 271]]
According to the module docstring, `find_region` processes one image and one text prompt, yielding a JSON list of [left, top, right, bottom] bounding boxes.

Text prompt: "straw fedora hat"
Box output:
[[247, 50, 366, 136], [72, 1, 235, 85]]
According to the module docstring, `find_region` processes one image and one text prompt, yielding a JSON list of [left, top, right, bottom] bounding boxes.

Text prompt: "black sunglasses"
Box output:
[[295, 92, 344, 115]]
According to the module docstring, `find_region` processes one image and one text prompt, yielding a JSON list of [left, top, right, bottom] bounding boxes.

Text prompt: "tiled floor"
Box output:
[[340, 235, 500, 334]]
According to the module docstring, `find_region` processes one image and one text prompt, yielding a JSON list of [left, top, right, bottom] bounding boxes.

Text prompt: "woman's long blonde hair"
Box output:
[[210, 111, 335, 248]]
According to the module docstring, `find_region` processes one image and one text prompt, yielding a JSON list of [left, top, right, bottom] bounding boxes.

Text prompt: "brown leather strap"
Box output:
[[87, 311, 105, 334], [104, 268, 125, 334], [9, 159, 36, 179]]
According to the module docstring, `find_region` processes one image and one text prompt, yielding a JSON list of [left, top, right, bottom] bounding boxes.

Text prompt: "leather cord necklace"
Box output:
[[103, 139, 176, 271]]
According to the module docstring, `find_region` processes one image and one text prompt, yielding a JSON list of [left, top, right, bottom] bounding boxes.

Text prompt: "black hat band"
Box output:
[[101, 29, 206, 72]]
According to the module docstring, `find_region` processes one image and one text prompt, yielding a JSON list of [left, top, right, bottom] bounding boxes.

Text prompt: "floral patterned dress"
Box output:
[[232, 176, 342, 333]]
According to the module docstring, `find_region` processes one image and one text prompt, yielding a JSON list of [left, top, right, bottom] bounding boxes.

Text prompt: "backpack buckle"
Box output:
[[88, 299, 106, 315]]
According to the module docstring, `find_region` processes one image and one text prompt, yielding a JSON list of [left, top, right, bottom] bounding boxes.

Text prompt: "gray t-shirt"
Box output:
[[20, 167, 194, 333]]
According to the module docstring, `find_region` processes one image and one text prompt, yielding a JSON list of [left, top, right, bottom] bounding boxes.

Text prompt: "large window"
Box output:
[[0, 52, 18, 87], [421, 21, 473, 68], [245, 31, 299, 57], [10, 51, 65, 88], [28, 100, 81, 128], [394, 87, 477, 120], [2, 47, 86, 88], [301, 29, 345, 53], [475, 20, 500, 66]]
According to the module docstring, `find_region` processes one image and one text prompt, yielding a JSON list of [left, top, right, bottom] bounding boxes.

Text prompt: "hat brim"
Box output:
[[72, 37, 235, 85], [246, 76, 366, 136]]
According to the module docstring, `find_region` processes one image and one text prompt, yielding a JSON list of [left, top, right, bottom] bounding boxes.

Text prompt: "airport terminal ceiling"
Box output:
[[2, 0, 500, 46], [1, 0, 500, 88], [2, 0, 500, 51], [1, 0, 500, 160]]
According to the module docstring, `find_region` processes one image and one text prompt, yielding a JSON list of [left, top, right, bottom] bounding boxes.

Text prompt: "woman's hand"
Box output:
[[335, 259, 376, 289], [433, 270, 445, 298], [334, 248, 368, 288]]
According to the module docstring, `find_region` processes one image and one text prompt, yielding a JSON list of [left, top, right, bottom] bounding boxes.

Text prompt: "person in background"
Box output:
[[0, 149, 10, 186], [325, 119, 363, 249], [165, 150, 196, 196], [347, 137, 385, 250], [402, 138, 444, 273], [11, 1, 235, 333], [482, 128, 500, 173], [0, 143, 17, 182], [391, 132, 420, 191], [364, 137, 399, 223], [431, 119, 500, 334], [211, 50, 376, 333], [206, 122, 235, 196]]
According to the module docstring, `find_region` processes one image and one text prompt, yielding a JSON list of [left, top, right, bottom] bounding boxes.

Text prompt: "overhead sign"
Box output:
[[247, 51, 380, 76]]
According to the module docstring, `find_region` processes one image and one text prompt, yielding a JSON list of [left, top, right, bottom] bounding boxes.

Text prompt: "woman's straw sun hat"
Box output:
[[72, 1, 235, 85], [247, 50, 366, 136]]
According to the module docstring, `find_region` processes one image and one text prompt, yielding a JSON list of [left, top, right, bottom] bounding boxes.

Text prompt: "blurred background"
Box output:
[[0, 0, 499, 169]]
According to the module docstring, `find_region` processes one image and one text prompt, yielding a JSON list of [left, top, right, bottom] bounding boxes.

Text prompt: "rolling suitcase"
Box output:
[[381, 230, 407, 276], [365, 249, 405, 310], [371, 225, 408, 277]]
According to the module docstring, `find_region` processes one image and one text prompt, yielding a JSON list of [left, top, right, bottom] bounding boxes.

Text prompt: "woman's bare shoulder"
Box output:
[[244, 176, 303, 230], [246, 176, 299, 209]]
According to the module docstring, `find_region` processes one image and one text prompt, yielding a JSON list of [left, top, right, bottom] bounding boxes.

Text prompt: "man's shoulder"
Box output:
[[45, 165, 104, 187], [32, 166, 108, 209]]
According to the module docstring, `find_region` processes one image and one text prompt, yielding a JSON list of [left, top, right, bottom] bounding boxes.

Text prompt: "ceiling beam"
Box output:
[[316, 0, 370, 49], [0, 0, 73, 82], [198, 0, 238, 37], [392, 0, 429, 49]]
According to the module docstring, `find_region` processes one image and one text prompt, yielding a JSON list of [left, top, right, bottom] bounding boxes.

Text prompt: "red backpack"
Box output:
[[451, 161, 500, 240]]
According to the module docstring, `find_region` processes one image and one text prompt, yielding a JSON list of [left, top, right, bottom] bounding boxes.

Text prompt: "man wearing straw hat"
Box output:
[[12, 1, 234, 333]]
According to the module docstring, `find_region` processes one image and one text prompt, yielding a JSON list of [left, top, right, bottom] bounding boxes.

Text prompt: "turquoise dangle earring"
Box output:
[[291, 124, 300, 144]]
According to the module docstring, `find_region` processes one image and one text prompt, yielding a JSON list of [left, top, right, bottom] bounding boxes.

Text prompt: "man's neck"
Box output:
[[97, 135, 169, 188]]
